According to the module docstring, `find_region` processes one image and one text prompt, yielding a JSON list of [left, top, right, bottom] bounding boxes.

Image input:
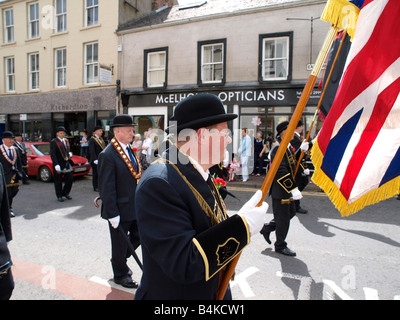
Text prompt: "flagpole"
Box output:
[[294, 31, 348, 177]]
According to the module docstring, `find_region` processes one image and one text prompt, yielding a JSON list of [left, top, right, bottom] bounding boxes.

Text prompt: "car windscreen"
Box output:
[[32, 144, 50, 156]]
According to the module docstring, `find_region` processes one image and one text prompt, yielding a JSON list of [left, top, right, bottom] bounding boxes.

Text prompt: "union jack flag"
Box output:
[[312, 0, 400, 216]]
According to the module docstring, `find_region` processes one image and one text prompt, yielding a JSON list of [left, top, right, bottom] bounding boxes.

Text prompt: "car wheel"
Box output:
[[38, 166, 53, 182]]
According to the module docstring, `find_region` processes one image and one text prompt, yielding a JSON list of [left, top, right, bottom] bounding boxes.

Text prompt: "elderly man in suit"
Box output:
[[134, 94, 268, 300], [98, 115, 141, 288], [50, 127, 74, 202], [0, 131, 22, 217]]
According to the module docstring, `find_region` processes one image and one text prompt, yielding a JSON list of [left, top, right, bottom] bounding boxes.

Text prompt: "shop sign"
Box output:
[[131, 88, 321, 106]]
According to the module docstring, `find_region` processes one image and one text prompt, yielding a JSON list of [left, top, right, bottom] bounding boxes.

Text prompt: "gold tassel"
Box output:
[[321, 0, 360, 41], [311, 140, 400, 217]]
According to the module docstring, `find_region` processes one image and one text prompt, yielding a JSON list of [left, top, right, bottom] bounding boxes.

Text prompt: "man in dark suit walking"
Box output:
[[134, 94, 268, 300], [50, 127, 74, 202], [260, 121, 303, 256], [0, 131, 22, 217], [88, 126, 105, 192], [98, 115, 141, 288]]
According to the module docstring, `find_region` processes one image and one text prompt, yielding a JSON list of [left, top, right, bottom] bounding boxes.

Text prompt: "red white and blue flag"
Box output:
[[312, 0, 400, 216]]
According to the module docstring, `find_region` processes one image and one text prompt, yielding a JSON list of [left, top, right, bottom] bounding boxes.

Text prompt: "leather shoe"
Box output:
[[57, 197, 64, 202], [296, 207, 308, 214], [114, 276, 138, 289], [276, 247, 296, 256], [10, 210, 15, 218], [260, 225, 272, 244], [64, 195, 72, 200]]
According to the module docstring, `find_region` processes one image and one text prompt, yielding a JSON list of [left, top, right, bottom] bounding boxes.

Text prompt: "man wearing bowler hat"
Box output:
[[50, 127, 74, 202], [98, 114, 141, 288], [260, 121, 303, 256], [134, 93, 268, 300], [0, 131, 22, 217], [89, 126, 105, 192]]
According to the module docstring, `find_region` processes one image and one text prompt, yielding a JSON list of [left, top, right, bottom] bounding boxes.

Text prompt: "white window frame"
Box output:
[[55, 48, 66, 88], [147, 51, 166, 88], [29, 53, 39, 90], [28, 3, 39, 39], [5, 57, 15, 92], [200, 42, 224, 84], [55, 0, 67, 33], [4, 9, 14, 43], [85, 0, 98, 27], [262, 36, 289, 81], [84, 42, 98, 85]]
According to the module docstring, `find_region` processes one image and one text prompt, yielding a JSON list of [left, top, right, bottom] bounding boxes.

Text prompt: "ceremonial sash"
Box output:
[[93, 136, 106, 150], [55, 138, 71, 161], [0, 145, 17, 169], [111, 138, 141, 182]]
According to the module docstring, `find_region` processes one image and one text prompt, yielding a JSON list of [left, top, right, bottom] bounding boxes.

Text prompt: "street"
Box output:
[[7, 175, 400, 300]]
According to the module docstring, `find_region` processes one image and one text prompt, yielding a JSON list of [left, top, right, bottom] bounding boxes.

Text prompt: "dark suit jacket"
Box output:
[[98, 142, 140, 222], [50, 138, 73, 170], [134, 142, 249, 300], [0, 146, 22, 186], [269, 139, 299, 200], [88, 136, 105, 163], [0, 163, 12, 242]]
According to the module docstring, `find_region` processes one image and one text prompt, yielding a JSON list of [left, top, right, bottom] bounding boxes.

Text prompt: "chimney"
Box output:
[[152, 0, 177, 11]]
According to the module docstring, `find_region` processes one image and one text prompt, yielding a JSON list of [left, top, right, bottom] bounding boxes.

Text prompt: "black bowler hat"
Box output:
[[276, 121, 289, 135], [93, 125, 103, 131], [56, 126, 67, 133], [110, 114, 136, 128], [14, 132, 22, 137], [2, 131, 14, 139], [167, 93, 237, 133]]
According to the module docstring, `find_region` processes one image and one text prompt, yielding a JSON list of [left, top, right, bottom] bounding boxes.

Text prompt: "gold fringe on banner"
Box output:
[[321, 0, 360, 40], [311, 140, 400, 217]]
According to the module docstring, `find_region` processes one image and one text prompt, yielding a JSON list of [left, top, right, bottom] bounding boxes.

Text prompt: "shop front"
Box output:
[[126, 85, 322, 152], [1, 87, 116, 155]]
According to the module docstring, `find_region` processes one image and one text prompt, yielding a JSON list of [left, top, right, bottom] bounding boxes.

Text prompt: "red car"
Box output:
[[25, 142, 91, 182]]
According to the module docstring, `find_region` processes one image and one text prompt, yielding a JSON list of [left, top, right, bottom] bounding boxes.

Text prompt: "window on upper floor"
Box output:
[[5, 56, 15, 92], [198, 39, 226, 86], [85, 42, 98, 84], [259, 32, 293, 83], [144, 47, 168, 88], [29, 53, 39, 90], [55, 0, 67, 33], [4, 8, 14, 43], [85, 0, 98, 27], [28, 2, 39, 39], [55, 48, 67, 88]]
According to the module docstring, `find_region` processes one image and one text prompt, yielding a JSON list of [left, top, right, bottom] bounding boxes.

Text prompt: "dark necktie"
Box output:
[[126, 146, 138, 171], [8, 148, 13, 160]]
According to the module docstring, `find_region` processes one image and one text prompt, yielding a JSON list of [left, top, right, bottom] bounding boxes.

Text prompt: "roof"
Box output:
[[117, 0, 312, 31]]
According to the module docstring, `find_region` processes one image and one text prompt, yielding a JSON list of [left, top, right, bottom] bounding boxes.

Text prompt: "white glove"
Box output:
[[55, 165, 61, 172], [69, 152, 73, 158], [292, 188, 303, 200], [93, 160, 98, 165], [303, 169, 310, 175], [108, 215, 120, 229], [300, 141, 309, 152], [238, 190, 269, 237]]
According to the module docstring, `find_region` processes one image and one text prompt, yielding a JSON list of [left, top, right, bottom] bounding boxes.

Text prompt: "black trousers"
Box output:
[[91, 163, 98, 190], [264, 198, 296, 250], [6, 186, 18, 209], [108, 220, 140, 279], [0, 269, 14, 300], [53, 171, 73, 198]]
